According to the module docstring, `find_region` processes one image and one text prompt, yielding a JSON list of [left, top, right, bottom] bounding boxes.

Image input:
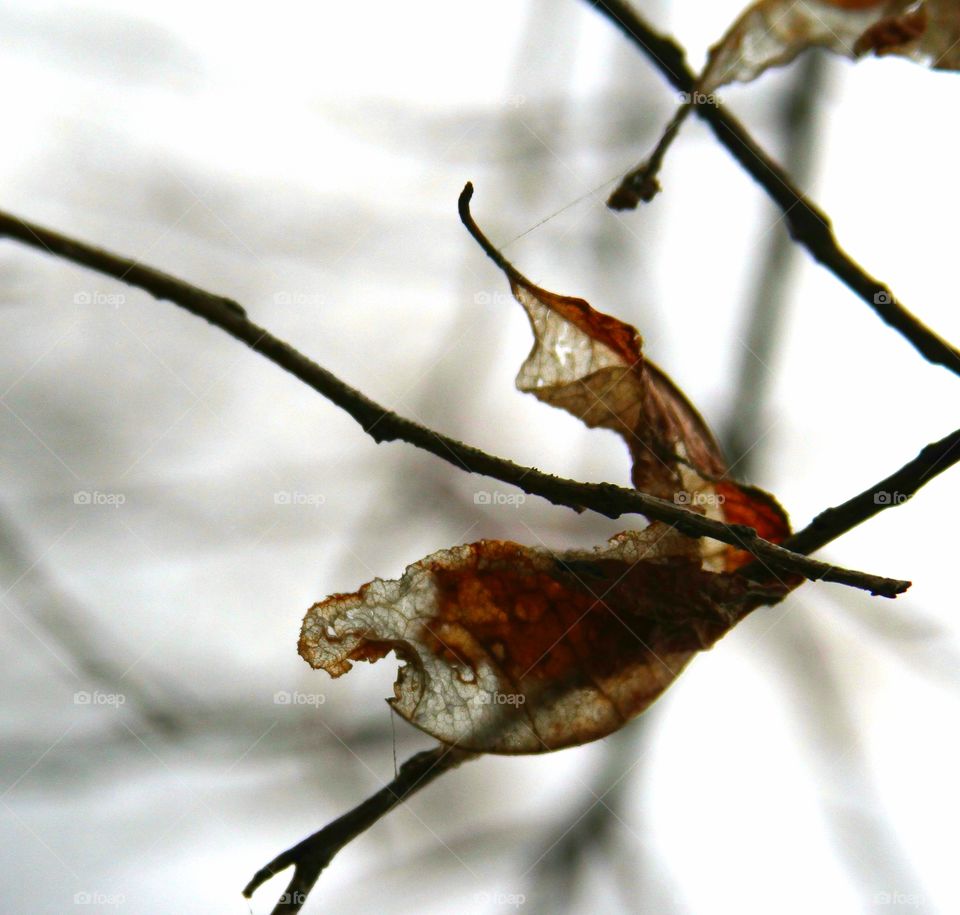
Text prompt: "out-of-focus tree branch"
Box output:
[[722, 51, 826, 468]]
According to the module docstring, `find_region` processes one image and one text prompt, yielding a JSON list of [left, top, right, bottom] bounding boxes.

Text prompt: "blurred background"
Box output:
[[1, 1, 958, 912]]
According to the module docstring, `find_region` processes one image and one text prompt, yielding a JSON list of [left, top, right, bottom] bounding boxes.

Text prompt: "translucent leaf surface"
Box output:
[[299, 203, 796, 754], [301, 526, 779, 753], [702, 0, 960, 93]]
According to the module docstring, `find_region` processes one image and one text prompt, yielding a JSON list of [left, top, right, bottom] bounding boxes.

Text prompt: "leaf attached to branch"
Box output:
[[609, 0, 960, 210], [301, 526, 785, 753], [299, 186, 797, 755]]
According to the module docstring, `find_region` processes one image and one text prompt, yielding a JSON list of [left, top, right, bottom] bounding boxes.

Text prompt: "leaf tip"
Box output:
[[458, 181, 475, 217]]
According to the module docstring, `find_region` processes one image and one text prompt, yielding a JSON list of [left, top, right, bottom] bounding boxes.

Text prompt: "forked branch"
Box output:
[[242, 745, 475, 914]]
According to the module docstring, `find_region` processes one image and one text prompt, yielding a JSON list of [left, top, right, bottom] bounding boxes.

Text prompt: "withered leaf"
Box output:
[[610, 0, 960, 210], [298, 187, 795, 754], [459, 188, 791, 570], [301, 526, 783, 753], [701, 0, 960, 94]]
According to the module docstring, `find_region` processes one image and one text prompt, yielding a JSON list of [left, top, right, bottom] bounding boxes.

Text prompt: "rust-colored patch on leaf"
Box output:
[[855, 6, 929, 55], [482, 230, 791, 569], [301, 527, 784, 753], [298, 189, 802, 755]]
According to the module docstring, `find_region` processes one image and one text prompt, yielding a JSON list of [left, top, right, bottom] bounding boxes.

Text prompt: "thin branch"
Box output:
[[782, 427, 960, 557], [586, 0, 960, 379], [240, 369, 960, 915], [242, 745, 475, 914], [0, 204, 908, 597], [607, 98, 693, 208], [735, 424, 960, 583]]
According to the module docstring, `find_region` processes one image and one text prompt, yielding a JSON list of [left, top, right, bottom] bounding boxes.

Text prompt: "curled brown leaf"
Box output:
[[301, 526, 786, 753], [297, 188, 798, 754]]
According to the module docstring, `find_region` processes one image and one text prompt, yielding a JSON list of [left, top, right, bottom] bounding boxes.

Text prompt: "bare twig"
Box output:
[[607, 98, 693, 208], [242, 745, 475, 914], [736, 425, 960, 583], [586, 0, 960, 378], [0, 204, 908, 596], [782, 427, 960, 557], [236, 404, 960, 915]]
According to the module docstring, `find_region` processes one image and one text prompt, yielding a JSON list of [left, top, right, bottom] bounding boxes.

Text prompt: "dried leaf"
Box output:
[[298, 191, 796, 754], [301, 526, 782, 753], [701, 0, 960, 94], [486, 223, 791, 571], [609, 2, 959, 210]]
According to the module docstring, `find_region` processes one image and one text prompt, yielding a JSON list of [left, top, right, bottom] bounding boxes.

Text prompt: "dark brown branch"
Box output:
[[242, 745, 475, 914], [0, 203, 908, 597], [736, 425, 960, 584], [782, 427, 960, 557], [607, 98, 693, 209], [587, 0, 960, 379]]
